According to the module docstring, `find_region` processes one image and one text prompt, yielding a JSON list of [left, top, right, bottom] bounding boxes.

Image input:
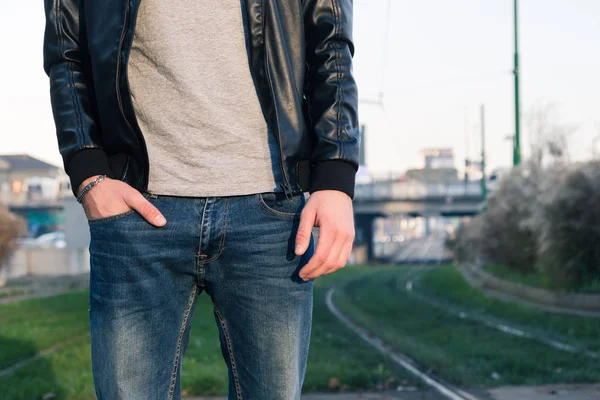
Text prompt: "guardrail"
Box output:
[[0, 195, 65, 208], [354, 181, 483, 201]]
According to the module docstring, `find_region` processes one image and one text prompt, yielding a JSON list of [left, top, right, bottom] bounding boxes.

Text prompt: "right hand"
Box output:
[[78, 175, 167, 227]]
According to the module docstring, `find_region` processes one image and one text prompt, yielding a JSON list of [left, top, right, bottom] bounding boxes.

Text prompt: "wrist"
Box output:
[[67, 148, 115, 198], [77, 175, 103, 196], [76, 174, 107, 203]]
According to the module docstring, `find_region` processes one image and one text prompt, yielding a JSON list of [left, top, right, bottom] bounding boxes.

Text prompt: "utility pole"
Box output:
[[480, 105, 487, 204], [513, 0, 521, 165]]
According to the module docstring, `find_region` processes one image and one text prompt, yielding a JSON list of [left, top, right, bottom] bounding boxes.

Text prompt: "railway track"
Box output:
[[325, 285, 484, 400], [328, 236, 598, 399]]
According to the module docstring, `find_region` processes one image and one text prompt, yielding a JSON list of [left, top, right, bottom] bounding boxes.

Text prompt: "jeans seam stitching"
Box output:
[[213, 305, 243, 400], [203, 197, 230, 263], [196, 198, 209, 264], [87, 209, 136, 225], [168, 285, 197, 400], [257, 193, 300, 219]]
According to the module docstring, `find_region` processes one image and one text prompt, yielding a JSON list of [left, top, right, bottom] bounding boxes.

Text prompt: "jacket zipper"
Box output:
[[116, 0, 149, 191], [263, 40, 294, 199]]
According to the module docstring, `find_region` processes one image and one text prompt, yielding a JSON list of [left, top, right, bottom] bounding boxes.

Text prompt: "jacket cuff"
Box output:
[[308, 160, 357, 200], [66, 148, 115, 197]]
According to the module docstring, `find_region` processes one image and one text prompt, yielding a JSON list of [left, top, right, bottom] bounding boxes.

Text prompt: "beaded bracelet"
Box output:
[[76, 174, 107, 203]]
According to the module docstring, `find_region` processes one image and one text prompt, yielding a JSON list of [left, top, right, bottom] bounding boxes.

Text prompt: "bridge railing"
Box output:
[[354, 180, 483, 201]]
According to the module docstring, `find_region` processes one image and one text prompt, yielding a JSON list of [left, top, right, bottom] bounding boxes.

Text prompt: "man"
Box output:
[[43, 0, 359, 399]]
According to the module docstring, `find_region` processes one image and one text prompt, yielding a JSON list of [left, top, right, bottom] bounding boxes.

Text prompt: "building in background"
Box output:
[[0, 154, 70, 237], [404, 148, 459, 182], [0, 155, 94, 280], [421, 148, 455, 169]]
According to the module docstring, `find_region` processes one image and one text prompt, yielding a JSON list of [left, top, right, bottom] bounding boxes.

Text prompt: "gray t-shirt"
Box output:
[[128, 0, 282, 197]]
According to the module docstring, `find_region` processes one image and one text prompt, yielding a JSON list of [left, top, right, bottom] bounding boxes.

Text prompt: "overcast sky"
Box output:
[[1, 1, 599, 177]]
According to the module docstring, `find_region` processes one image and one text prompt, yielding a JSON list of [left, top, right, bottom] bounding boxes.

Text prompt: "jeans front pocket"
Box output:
[[87, 209, 137, 225], [257, 191, 305, 219], [87, 191, 152, 226]]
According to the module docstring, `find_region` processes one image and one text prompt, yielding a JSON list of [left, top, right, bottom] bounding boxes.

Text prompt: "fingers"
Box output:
[[315, 236, 345, 278], [295, 206, 316, 256], [299, 227, 335, 280], [322, 239, 354, 277], [124, 190, 167, 227], [299, 223, 354, 280]]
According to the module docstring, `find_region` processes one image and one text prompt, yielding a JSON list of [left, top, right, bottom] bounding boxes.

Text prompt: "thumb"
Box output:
[[295, 206, 315, 256], [126, 190, 167, 227]]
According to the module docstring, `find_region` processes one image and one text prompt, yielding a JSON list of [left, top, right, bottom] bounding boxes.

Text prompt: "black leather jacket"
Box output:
[[43, 0, 360, 199]]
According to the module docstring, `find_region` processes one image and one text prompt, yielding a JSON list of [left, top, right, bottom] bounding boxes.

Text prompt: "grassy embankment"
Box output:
[[483, 264, 600, 294]]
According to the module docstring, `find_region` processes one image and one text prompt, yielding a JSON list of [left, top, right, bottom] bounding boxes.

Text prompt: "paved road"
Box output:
[[392, 237, 452, 264], [487, 384, 600, 400]]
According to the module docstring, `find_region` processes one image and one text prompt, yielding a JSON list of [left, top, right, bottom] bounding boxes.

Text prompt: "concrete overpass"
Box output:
[[352, 180, 485, 264], [354, 180, 484, 216]]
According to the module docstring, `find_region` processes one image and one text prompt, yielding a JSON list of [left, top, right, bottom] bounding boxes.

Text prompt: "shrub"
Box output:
[[476, 165, 539, 271], [446, 216, 484, 264], [533, 161, 600, 286], [451, 160, 600, 289]]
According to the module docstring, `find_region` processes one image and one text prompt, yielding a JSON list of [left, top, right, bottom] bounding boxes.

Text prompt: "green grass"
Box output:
[[0, 266, 418, 400], [416, 266, 600, 352], [3, 339, 95, 400], [0, 292, 90, 369], [334, 267, 600, 388], [483, 264, 600, 294]]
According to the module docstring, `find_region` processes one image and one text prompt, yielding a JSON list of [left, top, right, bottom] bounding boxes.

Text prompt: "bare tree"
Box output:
[[525, 100, 578, 169]]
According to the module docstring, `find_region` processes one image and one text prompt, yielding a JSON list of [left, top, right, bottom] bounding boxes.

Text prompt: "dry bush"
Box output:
[[477, 164, 539, 270], [452, 160, 600, 289], [446, 216, 485, 263], [532, 161, 600, 286], [449, 165, 539, 269], [0, 207, 26, 268]]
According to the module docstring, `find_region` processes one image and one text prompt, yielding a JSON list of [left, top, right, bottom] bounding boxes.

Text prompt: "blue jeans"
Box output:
[[87, 190, 315, 400]]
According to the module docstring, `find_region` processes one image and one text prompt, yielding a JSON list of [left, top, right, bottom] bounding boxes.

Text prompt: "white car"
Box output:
[[17, 231, 66, 249]]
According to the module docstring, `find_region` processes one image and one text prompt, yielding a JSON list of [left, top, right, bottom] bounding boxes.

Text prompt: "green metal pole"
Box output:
[[480, 105, 487, 204], [513, 0, 521, 165]]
